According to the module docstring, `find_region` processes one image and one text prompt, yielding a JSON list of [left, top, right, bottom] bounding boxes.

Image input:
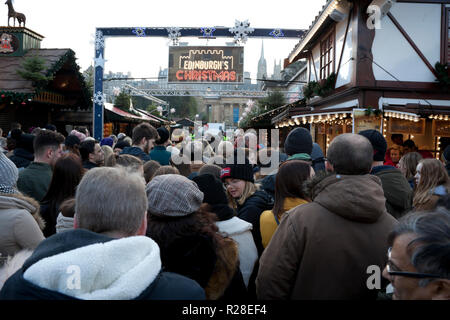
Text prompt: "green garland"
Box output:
[[303, 73, 337, 99], [0, 91, 34, 104], [364, 106, 382, 117]]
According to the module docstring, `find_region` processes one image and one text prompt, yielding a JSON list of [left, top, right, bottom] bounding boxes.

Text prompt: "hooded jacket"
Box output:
[[216, 216, 258, 288], [236, 189, 273, 256], [0, 194, 45, 258], [120, 146, 151, 162], [371, 166, 413, 219], [256, 173, 397, 300], [0, 229, 205, 300]]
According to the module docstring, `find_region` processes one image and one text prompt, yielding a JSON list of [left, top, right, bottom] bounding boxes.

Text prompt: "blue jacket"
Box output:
[[0, 229, 205, 300], [149, 146, 172, 165], [120, 146, 152, 162]]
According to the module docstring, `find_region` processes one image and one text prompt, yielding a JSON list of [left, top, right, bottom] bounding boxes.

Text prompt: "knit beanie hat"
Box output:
[[193, 174, 228, 205], [220, 154, 254, 183], [146, 174, 204, 217], [65, 135, 81, 148], [359, 129, 387, 161], [156, 127, 170, 145], [0, 152, 19, 194], [100, 137, 114, 147], [284, 127, 313, 157]]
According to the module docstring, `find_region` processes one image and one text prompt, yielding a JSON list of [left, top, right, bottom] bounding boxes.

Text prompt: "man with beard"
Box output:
[[17, 130, 65, 202], [120, 123, 159, 163], [79, 140, 104, 170]]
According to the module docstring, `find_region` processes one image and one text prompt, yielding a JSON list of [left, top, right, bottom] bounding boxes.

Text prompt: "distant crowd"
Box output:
[[0, 121, 449, 300]]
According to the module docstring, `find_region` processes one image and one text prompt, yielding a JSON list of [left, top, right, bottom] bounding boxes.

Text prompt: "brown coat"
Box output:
[[256, 173, 397, 300]]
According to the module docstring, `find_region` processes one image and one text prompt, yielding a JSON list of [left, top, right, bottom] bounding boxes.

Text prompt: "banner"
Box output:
[[168, 46, 244, 83]]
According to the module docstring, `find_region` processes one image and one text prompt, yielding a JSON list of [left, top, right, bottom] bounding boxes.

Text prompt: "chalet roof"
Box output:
[[287, 0, 338, 64], [0, 48, 71, 93]]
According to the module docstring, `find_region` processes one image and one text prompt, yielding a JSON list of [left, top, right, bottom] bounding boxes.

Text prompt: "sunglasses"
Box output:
[[387, 247, 444, 279]]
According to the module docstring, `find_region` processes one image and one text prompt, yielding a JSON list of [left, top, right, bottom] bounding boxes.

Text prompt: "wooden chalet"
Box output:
[[277, 0, 450, 157]]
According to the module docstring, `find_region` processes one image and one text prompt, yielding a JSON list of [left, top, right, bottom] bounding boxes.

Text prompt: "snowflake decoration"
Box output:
[[229, 20, 254, 44], [269, 28, 284, 38], [200, 27, 216, 38], [167, 27, 181, 45], [95, 30, 105, 50], [132, 27, 146, 37], [93, 91, 106, 106]]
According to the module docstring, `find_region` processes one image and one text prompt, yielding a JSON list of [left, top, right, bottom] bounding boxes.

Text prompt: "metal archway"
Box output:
[[93, 22, 306, 140]]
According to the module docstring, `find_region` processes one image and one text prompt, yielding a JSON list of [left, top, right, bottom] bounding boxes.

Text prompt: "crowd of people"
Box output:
[[0, 121, 449, 300]]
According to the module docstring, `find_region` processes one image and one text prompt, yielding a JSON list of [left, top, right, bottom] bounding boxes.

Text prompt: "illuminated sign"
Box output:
[[168, 46, 244, 83]]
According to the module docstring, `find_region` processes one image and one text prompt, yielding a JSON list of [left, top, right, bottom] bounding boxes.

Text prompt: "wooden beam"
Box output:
[[387, 12, 439, 78], [310, 51, 319, 82], [335, 9, 352, 88]]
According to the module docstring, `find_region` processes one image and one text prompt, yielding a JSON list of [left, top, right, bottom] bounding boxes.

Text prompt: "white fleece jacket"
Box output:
[[216, 216, 258, 287], [23, 236, 161, 300]]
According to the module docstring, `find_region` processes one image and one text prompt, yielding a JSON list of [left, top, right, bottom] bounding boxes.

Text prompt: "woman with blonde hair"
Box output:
[[220, 154, 273, 256], [398, 152, 422, 189], [413, 158, 450, 211]]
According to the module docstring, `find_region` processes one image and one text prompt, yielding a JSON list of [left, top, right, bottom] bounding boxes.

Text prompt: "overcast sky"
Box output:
[[4, 0, 326, 80]]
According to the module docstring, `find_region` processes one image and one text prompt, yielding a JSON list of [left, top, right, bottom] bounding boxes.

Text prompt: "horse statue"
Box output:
[[5, 0, 26, 27]]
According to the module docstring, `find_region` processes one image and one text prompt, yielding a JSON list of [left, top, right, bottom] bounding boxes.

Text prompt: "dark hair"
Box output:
[[403, 139, 417, 149], [33, 130, 65, 157], [41, 154, 84, 235], [132, 123, 158, 145], [143, 160, 161, 183], [272, 160, 311, 219], [146, 204, 232, 289], [328, 133, 373, 175], [79, 140, 97, 162], [387, 210, 450, 286], [60, 197, 76, 218]]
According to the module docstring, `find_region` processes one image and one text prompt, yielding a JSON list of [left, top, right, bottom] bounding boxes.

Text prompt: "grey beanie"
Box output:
[[0, 152, 19, 194], [146, 174, 204, 217]]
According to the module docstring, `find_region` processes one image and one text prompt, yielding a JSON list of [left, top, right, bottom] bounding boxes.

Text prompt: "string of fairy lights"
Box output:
[[274, 110, 450, 160]]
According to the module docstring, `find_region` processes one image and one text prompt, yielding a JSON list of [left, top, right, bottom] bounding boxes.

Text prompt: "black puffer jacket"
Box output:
[[237, 190, 273, 256]]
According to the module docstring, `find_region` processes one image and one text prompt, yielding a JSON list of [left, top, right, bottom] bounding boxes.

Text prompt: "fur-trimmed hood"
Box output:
[[0, 193, 45, 230], [205, 237, 240, 300]]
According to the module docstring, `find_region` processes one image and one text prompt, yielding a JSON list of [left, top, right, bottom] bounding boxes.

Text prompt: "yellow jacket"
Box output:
[[260, 197, 308, 249]]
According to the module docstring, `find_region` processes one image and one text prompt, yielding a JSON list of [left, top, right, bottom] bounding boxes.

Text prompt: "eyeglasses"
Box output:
[[386, 247, 443, 279]]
